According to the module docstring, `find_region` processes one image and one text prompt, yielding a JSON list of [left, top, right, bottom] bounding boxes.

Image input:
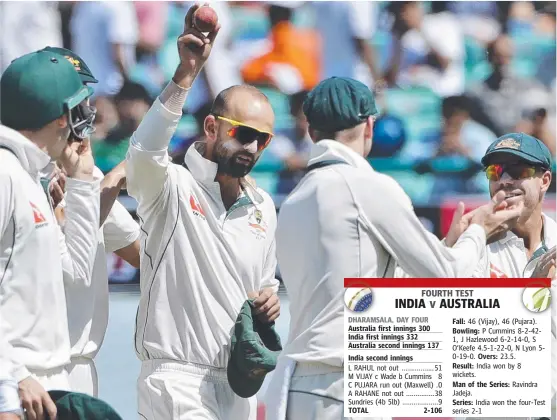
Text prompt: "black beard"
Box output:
[[216, 153, 254, 178]]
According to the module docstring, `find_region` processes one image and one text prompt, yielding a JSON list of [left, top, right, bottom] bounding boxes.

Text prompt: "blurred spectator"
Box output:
[[241, 2, 320, 94], [267, 90, 312, 196], [385, 1, 465, 96], [444, 1, 501, 44], [534, 3, 556, 89], [91, 96, 120, 142], [313, 1, 382, 88], [466, 33, 553, 146], [436, 95, 497, 163], [93, 81, 152, 173], [70, 1, 139, 97], [368, 114, 407, 158], [0, 1, 63, 73], [135, 1, 169, 58], [515, 108, 556, 156]]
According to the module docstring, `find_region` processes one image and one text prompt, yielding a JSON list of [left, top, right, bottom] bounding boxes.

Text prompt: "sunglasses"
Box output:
[[215, 115, 273, 152], [485, 163, 542, 181]]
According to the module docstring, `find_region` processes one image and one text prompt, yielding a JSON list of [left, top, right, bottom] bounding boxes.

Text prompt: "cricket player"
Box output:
[[126, 6, 279, 420], [444, 133, 555, 420], [0, 50, 100, 420], [266, 77, 525, 420], [38, 46, 142, 397]]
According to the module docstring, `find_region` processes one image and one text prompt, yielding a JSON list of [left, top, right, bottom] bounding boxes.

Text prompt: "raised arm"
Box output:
[[57, 140, 100, 287], [126, 4, 221, 207]]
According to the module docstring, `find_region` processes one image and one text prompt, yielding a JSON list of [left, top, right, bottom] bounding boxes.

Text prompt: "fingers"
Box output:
[[207, 23, 221, 44], [43, 394, 57, 420], [185, 3, 200, 29], [252, 288, 274, 307], [178, 31, 206, 48], [33, 398, 44, 420], [490, 190, 506, 209], [247, 291, 259, 300], [452, 202, 465, 225], [255, 293, 278, 315], [264, 302, 281, 322], [77, 138, 91, 155], [494, 200, 508, 212], [22, 399, 37, 420]]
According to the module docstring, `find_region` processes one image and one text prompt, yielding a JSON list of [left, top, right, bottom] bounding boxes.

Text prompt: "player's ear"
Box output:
[[204, 114, 217, 141], [308, 126, 318, 143], [541, 169, 552, 193], [56, 114, 69, 129], [364, 116, 374, 140]]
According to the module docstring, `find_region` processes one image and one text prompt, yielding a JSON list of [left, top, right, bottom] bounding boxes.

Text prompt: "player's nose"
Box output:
[[243, 139, 258, 154], [500, 171, 513, 182]]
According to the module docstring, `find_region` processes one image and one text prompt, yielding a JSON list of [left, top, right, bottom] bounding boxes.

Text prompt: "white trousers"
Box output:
[[285, 364, 388, 420], [138, 360, 257, 420], [66, 357, 98, 397]]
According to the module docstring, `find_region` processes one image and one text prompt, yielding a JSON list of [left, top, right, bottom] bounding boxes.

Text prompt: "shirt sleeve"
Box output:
[[102, 200, 140, 253], [260, 200, 280, 293], [261, 238, 280, 294], [126, 95, 183, 208], [0, 174, 31, 383], [59, 178, 101, 288], [356, 173, 486, 278]]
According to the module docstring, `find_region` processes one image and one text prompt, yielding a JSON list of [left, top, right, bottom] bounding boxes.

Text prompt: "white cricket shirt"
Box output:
[[473, 213, 556, 400], [126, 97, 279, 368], [0, 125, 99, 383], [276, 139, 488, 367], [63, 167, 140, 360]]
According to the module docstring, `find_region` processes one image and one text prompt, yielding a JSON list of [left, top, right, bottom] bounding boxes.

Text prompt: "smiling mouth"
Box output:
[[504, 192, 522, 199], [236, 155, 253, 165]]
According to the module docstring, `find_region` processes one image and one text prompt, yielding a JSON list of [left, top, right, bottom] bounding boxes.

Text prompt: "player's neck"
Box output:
[[338, 137, 366, 157], [215, 173, 241, 210], [512, 207, 543, 257]]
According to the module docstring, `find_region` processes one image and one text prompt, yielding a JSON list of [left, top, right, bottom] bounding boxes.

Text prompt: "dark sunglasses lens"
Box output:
[[486, 164, 502, 181], [235, 126, 269, 150]]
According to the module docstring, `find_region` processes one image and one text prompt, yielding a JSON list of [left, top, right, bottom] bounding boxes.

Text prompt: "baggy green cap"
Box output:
[[303, 76, 378, 133], [481, 132, 553, 169], [0, 50, 92, 130], [227, 299, 283, 398], [41, 46, 98, 84], [48, 391, 123, 420]]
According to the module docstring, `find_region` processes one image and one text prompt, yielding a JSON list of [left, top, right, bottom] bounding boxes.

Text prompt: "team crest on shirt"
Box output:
[[248, 209, 267, 240], [190, 195, 206, 220], [30, 202, 48, 228]]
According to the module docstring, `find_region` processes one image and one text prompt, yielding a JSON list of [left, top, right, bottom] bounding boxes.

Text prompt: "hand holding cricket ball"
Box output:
[[173, 3, 220, 89]]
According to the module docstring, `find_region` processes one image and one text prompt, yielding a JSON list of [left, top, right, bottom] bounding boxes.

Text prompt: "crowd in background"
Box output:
[[1, 0, 555, 239]]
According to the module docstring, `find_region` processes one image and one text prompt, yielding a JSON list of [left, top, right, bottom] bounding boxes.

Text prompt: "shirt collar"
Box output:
[[0, 124, 51, 177], [307, 139, 372, 171], [495, 213, 556, 249], [183, 141, 264, 205]]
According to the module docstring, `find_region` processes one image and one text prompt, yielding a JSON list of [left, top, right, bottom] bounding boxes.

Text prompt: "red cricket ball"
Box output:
[[193, 5, 218, 33]]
